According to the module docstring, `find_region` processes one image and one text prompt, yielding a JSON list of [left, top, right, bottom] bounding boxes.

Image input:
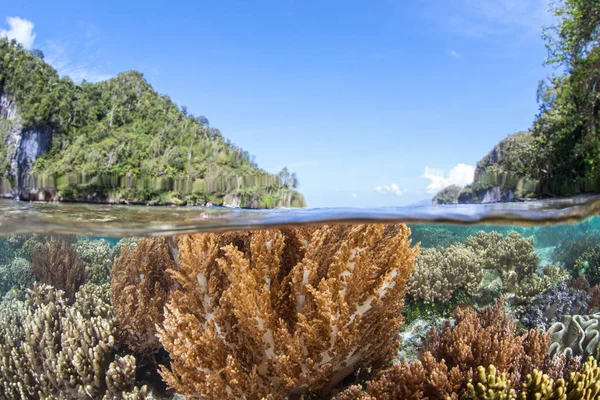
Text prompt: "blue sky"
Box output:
[[1, 0, 554, 207]]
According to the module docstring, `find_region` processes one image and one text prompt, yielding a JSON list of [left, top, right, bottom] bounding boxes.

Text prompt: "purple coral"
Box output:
[[519, 282, 589, 329]]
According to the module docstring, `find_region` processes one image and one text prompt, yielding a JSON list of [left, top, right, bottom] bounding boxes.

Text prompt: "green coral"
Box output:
[[0, 257, 34, 295], [574, 244, 600, 286], [404, 289, 474, 326]]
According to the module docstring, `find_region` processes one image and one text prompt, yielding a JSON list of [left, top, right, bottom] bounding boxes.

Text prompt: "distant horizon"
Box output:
[[1, 0, 554, 208]]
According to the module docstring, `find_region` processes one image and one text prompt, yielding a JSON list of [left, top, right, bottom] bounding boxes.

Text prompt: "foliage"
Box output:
[[0, 38, 305, 207], [445, 0, 600, 201], [432, 184, 462, 205]]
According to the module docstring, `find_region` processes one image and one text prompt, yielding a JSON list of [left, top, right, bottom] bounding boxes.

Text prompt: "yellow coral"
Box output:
[[466, 365, 517, 399], [157, 224, 418, 400]]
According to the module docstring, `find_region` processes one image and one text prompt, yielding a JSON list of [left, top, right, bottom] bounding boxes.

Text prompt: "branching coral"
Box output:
[[0, 257, 34, 295], [464, 231, 538, 291], [0, 283, 147, 399], [110, 237, 176, 358], [520, 357, 600, 399], [157, 224, 419, 400], [466, 365, 516, 399], [515, 265, 571, 303], [575, 244, 600, 286], [406, 244, 483, 303], [342, 352, 463, 400], [424, 298, 550, 386], [74, 237, 115, 284], [336, 299, 566, 400], [30, 238, 85, 303]]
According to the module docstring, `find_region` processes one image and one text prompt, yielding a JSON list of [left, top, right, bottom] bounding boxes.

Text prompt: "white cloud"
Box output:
[[435, 0, 553, 38], [448, 49, 461, 57], [422, 163, 475, 193], [1, 17, 36, 49], [351, 193, 358, 198], [375, 183, 405, 197], [44, 40, 113, 83]]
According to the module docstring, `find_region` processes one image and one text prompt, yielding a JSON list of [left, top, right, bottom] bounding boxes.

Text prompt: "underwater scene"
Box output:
[[1, 203, 600, 399]]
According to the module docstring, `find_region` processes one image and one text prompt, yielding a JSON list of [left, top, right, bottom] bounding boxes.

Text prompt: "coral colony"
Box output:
[[1, 225, 600, 398]]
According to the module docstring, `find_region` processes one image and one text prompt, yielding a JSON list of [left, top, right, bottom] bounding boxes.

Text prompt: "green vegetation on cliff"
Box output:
[[0, 39, 305, 207], [437, 0, 600, 203]]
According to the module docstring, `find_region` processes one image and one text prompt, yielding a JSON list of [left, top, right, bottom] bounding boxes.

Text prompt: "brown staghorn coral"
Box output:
[[423, 298, 551, 386], [464, 231, 538, 291], [0, 282, 147, 399], [406, 244, 483, 303], [110, 237, 177, 358], [30, 238, 85, 303], [335, 300, 560, 400], [157, 224, 419, 400]]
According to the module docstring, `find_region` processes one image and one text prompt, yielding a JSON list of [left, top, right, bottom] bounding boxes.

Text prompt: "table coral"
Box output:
[[157, 224, 419, 400]]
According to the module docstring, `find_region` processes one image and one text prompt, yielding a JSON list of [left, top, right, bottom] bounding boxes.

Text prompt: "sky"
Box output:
[[1, 0, 555, 208]]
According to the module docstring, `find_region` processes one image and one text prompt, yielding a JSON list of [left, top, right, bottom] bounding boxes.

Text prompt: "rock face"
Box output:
[[0, 93, 53, 199]]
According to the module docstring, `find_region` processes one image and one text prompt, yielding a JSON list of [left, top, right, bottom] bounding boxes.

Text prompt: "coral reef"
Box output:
[[336, 299, 553, 399], [519, 282, 589, 329], [0, 283, 147, 399], [157, 224, 419, 399], [575, 244, 600, 286], [464, 231, 538, 291], [514, 265, 571, 303], [547, 313, 600, 359], [406, 244, 483, 302], [74, 237, 115, 284], [423, 298, 550, 386], [465, 365, 516, 399], [473, 269, 504, 305], [0, 257, 34, 295], [553, 231, 600, 274], [110, 237, 176, 358], [30, 238, 85, 303], [113, 237, 142, 258]]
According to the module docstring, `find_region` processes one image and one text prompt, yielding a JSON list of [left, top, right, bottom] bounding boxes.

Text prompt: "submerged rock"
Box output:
[[397, 319, 433, 362], [473, 268, 503, 305]]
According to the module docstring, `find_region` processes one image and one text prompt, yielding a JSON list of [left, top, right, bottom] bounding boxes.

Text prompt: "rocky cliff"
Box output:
[[0, 94, 53, 199]]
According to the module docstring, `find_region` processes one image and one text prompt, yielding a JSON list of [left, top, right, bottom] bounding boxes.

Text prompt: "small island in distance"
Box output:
[[434, 5, 600, 206], [0, 39, 305, 208]]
